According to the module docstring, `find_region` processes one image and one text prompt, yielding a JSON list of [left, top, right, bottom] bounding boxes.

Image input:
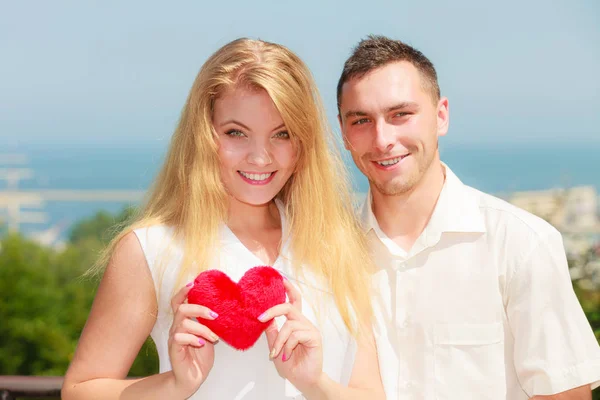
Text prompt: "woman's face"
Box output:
[[213, 86, 298, 207]]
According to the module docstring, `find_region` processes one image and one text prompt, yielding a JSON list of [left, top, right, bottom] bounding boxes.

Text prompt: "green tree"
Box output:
[[64, 205, 159, 377], [0, 206, 158, 379], [69, 206, 137, 246], [0, 234, 72, 375]]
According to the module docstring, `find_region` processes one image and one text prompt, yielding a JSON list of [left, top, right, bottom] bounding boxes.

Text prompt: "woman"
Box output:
[[62, 38, 384, 399]]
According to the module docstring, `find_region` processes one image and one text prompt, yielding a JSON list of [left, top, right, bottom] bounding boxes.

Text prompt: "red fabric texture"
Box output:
[[187, 266, 286, 350]]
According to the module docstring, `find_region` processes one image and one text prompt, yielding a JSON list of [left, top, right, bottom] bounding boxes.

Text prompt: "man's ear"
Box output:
[[338, 114, 351, 150], [437, 97, 449, 138]]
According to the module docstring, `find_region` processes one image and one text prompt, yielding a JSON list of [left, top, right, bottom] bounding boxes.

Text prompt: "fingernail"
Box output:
[[186, 282, 193, 288], [211, 334, 219, 342], [269, 348, 276, 359], [198, 338, 206, 346], [209, 311, 219, 319], [257, 312, 268, 322], [282, 353, 287, 362]]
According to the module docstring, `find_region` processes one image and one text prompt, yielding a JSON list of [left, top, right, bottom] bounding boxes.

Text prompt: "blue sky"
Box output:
[[1, 0, 598, 150]]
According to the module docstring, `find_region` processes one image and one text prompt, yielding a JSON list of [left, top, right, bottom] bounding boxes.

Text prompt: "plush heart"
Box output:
[[187, 266, 286, 350]]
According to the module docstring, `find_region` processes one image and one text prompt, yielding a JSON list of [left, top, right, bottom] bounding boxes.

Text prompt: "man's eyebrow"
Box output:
[[343, 102, 420, 120], [344, 110, 369, 119], [385, 102, 420, 112]]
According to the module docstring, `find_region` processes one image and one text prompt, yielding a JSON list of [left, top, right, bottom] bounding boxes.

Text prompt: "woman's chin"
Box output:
[[229, 194, 277, 208]]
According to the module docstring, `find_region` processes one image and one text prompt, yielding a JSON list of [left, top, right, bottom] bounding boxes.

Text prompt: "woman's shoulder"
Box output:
[[133, 222, 178, 248], [110, 230, 148, 268], [133, 223, 175, 244], [131, 224, 181, 270]]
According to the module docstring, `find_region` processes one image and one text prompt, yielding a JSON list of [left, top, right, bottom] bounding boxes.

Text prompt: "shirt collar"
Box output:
[[360, 163, 486, 240], [222, 197, 291, 254], [360, 188, 379, 234], [428, 163, 486, 235]]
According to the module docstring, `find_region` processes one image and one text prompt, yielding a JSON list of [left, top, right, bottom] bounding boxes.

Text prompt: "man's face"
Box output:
[[339, 61, 448, 196]]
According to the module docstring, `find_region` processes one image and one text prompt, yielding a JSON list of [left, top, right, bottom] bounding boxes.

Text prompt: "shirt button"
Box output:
[[398, 317, 410, 328]]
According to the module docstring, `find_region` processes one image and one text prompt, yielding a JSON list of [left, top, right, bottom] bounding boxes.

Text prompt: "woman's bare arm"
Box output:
[[305, 323, 385, 400], [61, 232, 187, 400]]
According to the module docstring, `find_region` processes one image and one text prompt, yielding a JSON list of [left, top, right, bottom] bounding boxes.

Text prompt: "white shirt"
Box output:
[[363, 165, 600, 399], [134, 200, 356, 399]]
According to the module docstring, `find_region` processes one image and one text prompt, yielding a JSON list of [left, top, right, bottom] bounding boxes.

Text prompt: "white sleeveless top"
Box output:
[[133, 203, 356, 399]]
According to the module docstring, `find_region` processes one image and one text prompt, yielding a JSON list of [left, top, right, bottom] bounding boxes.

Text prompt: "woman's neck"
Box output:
[[226, 197, 281, 233]]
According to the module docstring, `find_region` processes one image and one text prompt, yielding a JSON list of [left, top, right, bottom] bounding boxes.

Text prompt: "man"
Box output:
[[337, 35, 600, 399]]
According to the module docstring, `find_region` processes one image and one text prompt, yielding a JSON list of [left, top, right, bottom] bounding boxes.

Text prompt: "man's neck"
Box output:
[[371, 159, 446, 252]]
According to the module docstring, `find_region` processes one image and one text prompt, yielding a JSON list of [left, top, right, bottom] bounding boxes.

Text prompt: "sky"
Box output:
[[1, 0, 599, 150]]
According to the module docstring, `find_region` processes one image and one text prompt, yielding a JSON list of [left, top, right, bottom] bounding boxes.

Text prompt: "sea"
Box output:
[[2, 141, 599, 241]]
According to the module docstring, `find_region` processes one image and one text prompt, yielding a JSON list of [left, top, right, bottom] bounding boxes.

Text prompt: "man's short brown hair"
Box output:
[[337, 35, 440, 111]]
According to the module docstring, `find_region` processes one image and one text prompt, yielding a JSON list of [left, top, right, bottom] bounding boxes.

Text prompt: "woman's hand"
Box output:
[[261, 279, 324, 393], [168, 282, 220, 398]]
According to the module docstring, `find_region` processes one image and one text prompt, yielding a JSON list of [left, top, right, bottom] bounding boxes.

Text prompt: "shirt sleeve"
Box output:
[[505, 228, 600, 396]]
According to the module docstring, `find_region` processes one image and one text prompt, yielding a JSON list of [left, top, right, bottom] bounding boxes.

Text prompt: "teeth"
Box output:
[[240, 171, 273, 181], [377, 156, 403, 166]]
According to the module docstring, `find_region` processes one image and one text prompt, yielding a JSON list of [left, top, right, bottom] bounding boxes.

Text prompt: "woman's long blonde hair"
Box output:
[[95, 38, 374, 334]]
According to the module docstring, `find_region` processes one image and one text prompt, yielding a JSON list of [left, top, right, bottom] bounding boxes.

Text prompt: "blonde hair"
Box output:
[[94, 38, 374, 334]]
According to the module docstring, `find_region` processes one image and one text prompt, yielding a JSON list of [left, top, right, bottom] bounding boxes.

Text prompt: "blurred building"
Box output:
[[508, 186, 599, 233], [507, 186, 600, 288]]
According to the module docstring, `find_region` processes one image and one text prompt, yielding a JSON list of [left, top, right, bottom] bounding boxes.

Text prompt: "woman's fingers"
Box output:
[[170, 282, 194, 313], [168, 284, 220, 349], [260, 279, 314, 360], [180, 318, 219, 343], [168, 318, 219, 347], [257, 279, 304, 323], [264, 320, 279, 355], [283, 279, 302, 309], [268, 320, 304, 359], [278, 329, 318, 363], [280, 330, 316, 362], [172, 332, 208, 348], [171, 303, 218, 332], [258, 302, 302, 323]]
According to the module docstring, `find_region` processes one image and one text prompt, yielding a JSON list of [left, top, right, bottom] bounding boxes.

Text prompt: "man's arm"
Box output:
[[505, 228, 600, 396], [530, 384, 591, 400]]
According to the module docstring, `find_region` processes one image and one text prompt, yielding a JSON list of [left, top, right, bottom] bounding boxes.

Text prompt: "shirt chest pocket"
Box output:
[[433, 322, 506, 400]]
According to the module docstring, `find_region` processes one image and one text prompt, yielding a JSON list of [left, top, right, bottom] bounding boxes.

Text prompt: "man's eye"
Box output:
[[352, 118, 369, 126]]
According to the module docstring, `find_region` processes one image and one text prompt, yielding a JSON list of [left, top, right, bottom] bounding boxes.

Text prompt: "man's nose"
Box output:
[[373, 120, 395, 154]]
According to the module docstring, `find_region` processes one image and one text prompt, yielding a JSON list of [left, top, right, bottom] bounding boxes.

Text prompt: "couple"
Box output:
[[62, 36, 600, 399]]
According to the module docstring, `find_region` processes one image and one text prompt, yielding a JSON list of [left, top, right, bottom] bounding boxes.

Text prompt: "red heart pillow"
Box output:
[[187, 266, 286, 350]]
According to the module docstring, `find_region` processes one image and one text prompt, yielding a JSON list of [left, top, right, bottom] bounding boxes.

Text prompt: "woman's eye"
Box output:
[[225, 129, 246, 138], [273, 131, 290, 139]]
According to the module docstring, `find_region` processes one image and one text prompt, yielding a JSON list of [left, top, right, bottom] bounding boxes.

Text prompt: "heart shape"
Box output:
[[187, 266, 286, 350]]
